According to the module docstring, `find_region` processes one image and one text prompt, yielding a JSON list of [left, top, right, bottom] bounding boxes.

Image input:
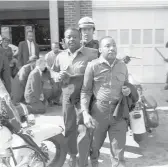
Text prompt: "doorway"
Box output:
[[11, 26, 25, 46]]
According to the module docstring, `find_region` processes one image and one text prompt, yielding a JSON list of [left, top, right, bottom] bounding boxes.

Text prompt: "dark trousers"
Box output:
[[26, 100, 46, 114], [90, 101, 127, 166], [11, 76, 24, 104], [62, 93, 91, 167], [43, 81, 62, 103]]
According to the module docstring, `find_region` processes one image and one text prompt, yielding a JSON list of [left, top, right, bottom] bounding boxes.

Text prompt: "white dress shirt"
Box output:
[[8, 44, 19, 56], [27, 40, 35, 57]]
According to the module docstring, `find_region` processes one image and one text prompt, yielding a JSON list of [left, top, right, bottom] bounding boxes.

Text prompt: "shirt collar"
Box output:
[[36, 67, 42, 76], [99, 56, 118, 67], [67, 46, 84, 56], [52, 50, 61, 55], [85, 39, 93, 45], [27, 40, 33, 44]]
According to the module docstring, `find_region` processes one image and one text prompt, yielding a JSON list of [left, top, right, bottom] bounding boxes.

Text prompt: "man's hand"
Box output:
[[58, 71, 68, 81], [60, 39, 67, 50], [122, 86, 131, 96], [83, 111, 97, 129], [40, 93, 44, 101], [29, 55, 37, 60]]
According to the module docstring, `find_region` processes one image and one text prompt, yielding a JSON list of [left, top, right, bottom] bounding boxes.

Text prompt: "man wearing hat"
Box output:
[[78, 17, 99, 50], [11, 56, 37, 105], [77, 17, 99, 167]]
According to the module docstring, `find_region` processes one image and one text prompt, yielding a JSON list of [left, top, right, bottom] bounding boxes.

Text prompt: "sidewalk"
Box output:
[[42, 84, 168, 167], [45, 107, 168, 167]]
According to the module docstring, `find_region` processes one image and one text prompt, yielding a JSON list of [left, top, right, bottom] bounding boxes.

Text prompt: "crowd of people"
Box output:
[[0, 16, 139, 167]]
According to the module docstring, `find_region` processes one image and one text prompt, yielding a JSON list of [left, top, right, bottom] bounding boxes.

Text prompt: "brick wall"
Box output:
[[80, 0, 92, 18], [64, 0, 92, 30]]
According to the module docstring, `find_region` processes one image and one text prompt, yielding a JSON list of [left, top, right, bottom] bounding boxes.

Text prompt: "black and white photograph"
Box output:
[[0, 0, 167, 167]]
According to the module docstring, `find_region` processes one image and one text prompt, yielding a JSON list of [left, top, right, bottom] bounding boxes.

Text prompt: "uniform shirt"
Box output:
[[83, 39, 99, 50], [27, 40, 35, 57], [45, 50, 61, 69], [81, 56, 128, 111]]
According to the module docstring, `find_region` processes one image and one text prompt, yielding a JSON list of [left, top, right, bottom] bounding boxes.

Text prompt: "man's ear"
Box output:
[[99, 48, 102, 53]]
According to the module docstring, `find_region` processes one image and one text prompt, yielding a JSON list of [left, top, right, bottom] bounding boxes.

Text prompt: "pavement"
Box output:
[[10, 81, 168, 167], [40, 83, 168, 167], [43, 105, 168, 167]]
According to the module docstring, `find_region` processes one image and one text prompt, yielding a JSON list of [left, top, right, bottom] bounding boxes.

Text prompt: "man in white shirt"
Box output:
[[18, 31, 39, 68], [45, 42, 61, 69], [8, 44, 19, 57], [44, 42, 62, 105]]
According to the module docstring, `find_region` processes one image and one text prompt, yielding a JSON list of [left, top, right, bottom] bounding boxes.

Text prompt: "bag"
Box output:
[[142, 96, 159, 128], [141, 95, 157, 109], [145, 108, 159, 128], [142, 95, 159, 128]]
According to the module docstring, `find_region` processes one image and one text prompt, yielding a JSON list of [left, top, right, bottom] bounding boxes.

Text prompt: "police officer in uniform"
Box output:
[[77, 17, 100, 167], [78, 17, 99, 50]]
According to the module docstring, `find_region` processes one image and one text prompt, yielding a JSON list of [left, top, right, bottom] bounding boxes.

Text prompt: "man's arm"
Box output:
[[18, 42, 23, 68], [36, 44, 40, 59], [81, 62, 94, 113], [124, 64, 139, 102], [29, 72, 42, 101], [125, 66, 129, 82], [125, 82, 139, 103], [50, 55, 61, 82], [2, 55, 11, 94], [45, 52, 52, 69], [9, 44, 19, 58]]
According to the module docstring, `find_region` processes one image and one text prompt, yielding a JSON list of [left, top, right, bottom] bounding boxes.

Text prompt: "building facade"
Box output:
[[0, 0, 168, 83], [92, 1, 168, 83], [0, 0, 92, 48]]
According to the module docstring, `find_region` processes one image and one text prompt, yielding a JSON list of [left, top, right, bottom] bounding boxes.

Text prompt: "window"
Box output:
[[132, 29, 141, 44], [143, 29, 152, 44], [108, 30, 117, 43], [120, 29, 129, 45], [155, 29, 164, 44], [97, 30, 106, 40]]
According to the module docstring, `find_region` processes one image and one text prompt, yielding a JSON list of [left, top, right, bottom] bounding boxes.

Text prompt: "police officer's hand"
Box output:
[[83, 111, 96, 129], [122, 86, 131, 96]]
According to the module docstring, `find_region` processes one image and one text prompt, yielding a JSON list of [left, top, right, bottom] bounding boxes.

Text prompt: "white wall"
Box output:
[[92, 7, 168, 83]]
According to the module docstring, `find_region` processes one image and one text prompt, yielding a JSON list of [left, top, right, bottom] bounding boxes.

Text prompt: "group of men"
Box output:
[[0, 16, 139, 167], [11, 30, 63, 114], [50, 17, 138, 167]]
